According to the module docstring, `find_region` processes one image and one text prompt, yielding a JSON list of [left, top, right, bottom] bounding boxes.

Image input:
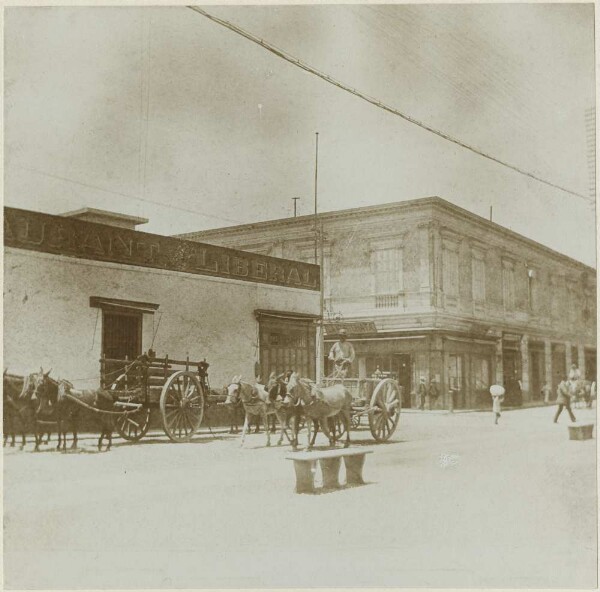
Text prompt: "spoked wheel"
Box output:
[[368, 379, 401, 442], [160, 371, 205, 442], [351, 413, 361, 429], [111, 374, 150, 441]]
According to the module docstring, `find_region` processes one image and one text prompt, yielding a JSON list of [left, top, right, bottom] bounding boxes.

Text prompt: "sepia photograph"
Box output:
[[2, 2, 597, 589]]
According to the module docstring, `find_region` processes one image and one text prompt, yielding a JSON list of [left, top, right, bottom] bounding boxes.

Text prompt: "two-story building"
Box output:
[[181, 197, 597, 410]]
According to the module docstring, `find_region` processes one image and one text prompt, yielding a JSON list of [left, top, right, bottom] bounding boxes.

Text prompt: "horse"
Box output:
[[3, 371, 31, 448], [58, 380, 116, 451], [285, 371, 352, 450], [29, 369, 80, 451], [225, 375, 291, 447]]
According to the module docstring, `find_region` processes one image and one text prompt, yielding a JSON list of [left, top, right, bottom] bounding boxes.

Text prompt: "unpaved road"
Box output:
[[3, 406, 597, 588]]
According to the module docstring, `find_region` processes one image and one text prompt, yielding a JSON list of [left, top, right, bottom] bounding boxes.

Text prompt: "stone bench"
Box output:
[[286, 448, 373, 494], [568, 424, 594, 441]]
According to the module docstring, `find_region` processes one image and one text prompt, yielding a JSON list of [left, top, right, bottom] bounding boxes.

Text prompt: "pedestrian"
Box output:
[[418, 377, 427, 410], [429, 377, 440, 409], [490, 384, 505, 425], [327, 329, 355, 378], [553, 379, 576, 424], [568, 364, 581, 381], [541, 382, 552, 404]]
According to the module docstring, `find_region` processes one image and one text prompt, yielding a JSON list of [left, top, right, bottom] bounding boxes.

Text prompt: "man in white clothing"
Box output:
[[328, 329, 356, 378]]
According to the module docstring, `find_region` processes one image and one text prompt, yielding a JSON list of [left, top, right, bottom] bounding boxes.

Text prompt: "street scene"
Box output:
[[3, 3, 598, 590], [4, 406, 597, 589]]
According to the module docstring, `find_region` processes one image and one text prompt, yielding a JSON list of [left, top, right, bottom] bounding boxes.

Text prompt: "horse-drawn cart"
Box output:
[[101, 351, 215, 443], [322, 375, 402, 442]]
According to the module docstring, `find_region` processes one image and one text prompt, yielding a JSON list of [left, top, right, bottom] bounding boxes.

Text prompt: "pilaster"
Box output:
[[520, 335, 530, 401]]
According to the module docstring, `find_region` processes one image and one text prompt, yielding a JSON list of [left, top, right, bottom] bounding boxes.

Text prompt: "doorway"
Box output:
[[529, 349, 544, 401], [448, 354, 465, 409], [365, 354, 412, 408]]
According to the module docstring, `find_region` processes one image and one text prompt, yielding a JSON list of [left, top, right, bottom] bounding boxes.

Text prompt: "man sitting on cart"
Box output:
[[328, 329, 356, 378]]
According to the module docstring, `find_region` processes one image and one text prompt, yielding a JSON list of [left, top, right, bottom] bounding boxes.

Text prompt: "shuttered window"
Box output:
[[443, 248, 459, 297], [472, 256, 486, 302], [502, 262, 515, 310], [373, 248, 403, 295]]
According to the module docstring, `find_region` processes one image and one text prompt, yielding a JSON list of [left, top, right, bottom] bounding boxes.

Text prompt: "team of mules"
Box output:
[[6, 367, 361, 451], [225, 371, 353, 450], [3, 368, 118, 451]]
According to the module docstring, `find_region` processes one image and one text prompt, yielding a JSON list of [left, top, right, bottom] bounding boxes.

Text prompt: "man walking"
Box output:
[[554, 379, 577, 423]]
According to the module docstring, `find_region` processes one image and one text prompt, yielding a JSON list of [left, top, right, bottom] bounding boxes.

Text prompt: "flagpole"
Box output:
[[313, 132, 324, 383]]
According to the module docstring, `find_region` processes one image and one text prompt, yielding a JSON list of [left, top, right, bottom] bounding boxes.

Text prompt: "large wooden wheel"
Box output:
[[111, 374, 150, 441], [368, 379, 401, 442], [160, 371, 205, 442]]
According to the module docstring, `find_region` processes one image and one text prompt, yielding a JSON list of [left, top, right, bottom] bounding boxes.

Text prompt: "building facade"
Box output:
[[4, 207, 320, 390], [182, 197, 597, 409]]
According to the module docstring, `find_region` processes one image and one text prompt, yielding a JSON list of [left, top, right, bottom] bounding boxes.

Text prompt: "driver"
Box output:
[[328, 329, 356, 378]]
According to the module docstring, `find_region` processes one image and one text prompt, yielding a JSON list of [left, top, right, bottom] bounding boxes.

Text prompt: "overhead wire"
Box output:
[[16, 165, 247, 226], [187, 5, 592, 203]]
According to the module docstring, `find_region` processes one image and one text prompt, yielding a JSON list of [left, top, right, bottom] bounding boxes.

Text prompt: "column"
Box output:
[[495, 337, 504, 384], [430, 221, 443, 309], [577, 344, 586, 379], [544, 339, 552, 388], [565, 341, 572, 373], [358, 357, 367, 379], [520, 335, 530, 402]]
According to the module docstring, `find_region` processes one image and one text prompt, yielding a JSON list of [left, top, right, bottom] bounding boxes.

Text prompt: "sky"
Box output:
[[3, 4, 596, 266]]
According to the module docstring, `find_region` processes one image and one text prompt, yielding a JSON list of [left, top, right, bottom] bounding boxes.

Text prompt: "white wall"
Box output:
[[4, 248, 320, 389]]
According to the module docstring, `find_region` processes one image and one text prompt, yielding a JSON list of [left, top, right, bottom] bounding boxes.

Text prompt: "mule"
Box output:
[[29, 369, 79, 451], [265, 371, 304, 451], [58, 381, 116, 451], [3, 371, 30, 448], [225, 375, 291, 447], [285, 371, 352, 450]]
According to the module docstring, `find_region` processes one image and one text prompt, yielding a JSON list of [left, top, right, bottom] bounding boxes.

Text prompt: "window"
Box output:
[[443, 247, 459, 297], [102, 311, 142, 361], [502, 261, 515, 310], [373, 248, 403, 295], [551, 276, 561, 318], [472, 255, 486, 302]]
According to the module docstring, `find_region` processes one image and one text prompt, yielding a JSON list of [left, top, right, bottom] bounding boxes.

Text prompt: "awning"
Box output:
[[89, 296, 159, 314], [254, 309, 320, 322]]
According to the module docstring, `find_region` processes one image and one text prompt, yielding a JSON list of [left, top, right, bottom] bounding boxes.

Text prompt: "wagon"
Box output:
[[100, 350, 219, 443], [321, 373, 402, 442]]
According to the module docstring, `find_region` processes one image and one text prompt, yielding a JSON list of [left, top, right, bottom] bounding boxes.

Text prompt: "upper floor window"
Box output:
[[502, 260, 515, 310], [471, 255, 486, 303], [443, 246, 459, 297], [373, 248, 403, 295]]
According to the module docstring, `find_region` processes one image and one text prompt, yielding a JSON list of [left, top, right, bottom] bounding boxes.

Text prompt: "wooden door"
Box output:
[[259, 318, 316, 381]]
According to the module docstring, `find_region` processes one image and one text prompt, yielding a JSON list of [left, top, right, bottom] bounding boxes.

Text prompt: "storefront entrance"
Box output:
[[258, 314, 317, 381], [365, 354, 412, 408]]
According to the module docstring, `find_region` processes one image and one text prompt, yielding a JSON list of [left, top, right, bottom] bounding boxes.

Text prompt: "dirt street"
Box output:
[[3, 406, 597, 589]]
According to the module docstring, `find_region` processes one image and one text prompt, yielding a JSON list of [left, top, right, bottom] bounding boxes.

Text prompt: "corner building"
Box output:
[[182, 197, 597, 409]]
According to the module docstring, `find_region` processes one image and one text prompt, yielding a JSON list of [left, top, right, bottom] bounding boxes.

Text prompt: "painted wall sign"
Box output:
[[4, 207, 320, 291], [324, 321, 377, 335]]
